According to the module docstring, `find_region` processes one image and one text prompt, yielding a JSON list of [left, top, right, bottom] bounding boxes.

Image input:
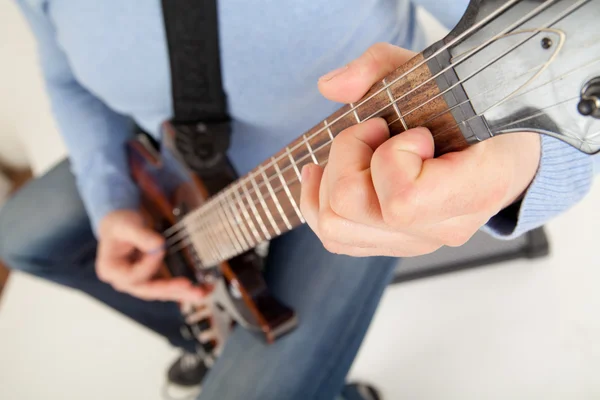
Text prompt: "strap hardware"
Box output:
[[172, 120, 231, 175]]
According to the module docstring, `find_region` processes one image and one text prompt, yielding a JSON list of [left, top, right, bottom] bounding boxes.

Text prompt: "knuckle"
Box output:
[[364, 42, 391, 69], [318, 213, 338, 241], [329, 176, 364, 218]]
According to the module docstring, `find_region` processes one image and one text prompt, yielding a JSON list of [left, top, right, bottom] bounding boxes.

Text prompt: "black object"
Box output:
[[577, 77, 600, 119], [161, 0, 234, 186], [167, 353, 210, 387], [392, 227, 550, 285]]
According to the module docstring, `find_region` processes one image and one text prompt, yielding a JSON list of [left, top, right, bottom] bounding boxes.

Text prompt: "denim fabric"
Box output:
[[0, 159, 397, 400]]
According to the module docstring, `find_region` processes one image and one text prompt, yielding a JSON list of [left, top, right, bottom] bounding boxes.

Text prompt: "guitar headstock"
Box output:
[[442, 0, 600, 154]]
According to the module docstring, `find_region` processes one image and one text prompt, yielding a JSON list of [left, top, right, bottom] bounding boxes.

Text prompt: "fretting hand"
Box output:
[[300, 43, 541, 257], [96, 210, 204, 302]]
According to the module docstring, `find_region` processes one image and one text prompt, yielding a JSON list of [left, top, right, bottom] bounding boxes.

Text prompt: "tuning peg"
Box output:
[[578, 78, 600, 119]]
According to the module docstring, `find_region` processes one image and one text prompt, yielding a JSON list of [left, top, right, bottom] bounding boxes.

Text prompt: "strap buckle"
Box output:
[[173, 120, 231, 176]]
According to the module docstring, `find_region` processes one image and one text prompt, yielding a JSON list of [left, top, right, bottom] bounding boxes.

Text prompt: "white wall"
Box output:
[[0, 0, 67, 175], [0, 2, 598, 400]]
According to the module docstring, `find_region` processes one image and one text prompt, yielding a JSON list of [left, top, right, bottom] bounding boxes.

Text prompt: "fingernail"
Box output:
[[147, 244, 166, 255], [319, 65, 348, 82]]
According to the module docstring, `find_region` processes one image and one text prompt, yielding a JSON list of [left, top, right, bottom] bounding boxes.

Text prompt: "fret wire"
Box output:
[[216, 198, 244, 254], [382, 77, 408, 130], [272, 156, 305, 223], [250, 172, 281, 235], [303, 134, 319, 165], [286, 146, 302, 181], [224, 191, 254, 248], [324, 119, 334, 141], [206, 209, 231, 261], [260, 164, 293, 230], [186, 223, 210, 265], [241, 181, 272, 240], [349, 102, 361, 123], [185, 213, 212, 264], [220, 196, 248, 249], [194, 211, 221, 265], [233, 187, 263, 244], [164, 0, 544, 242]]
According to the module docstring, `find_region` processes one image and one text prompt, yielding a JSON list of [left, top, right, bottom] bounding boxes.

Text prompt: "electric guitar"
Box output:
[[127, 0, 600, 360]]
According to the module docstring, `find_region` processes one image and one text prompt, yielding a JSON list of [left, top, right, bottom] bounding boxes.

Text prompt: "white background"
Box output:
[[1, 2, 598, 399]]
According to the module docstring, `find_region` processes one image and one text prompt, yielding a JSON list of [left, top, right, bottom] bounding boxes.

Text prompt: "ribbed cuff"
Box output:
[[483, 135, 594, 240]]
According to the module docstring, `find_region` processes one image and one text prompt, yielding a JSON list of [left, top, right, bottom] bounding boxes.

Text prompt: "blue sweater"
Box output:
[[17, 0, 598, 238]]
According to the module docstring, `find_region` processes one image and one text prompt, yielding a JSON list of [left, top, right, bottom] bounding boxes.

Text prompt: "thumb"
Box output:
[[318, 43, 414, 104], [114, 213, 165, 253]]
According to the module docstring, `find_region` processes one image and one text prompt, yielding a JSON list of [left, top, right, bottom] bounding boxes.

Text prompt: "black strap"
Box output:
[[161, 0, 236, 191], [161, 0, 228, 124]]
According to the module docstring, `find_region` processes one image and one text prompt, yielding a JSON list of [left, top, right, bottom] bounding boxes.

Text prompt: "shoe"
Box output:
[[167, 352, 210, 387], [345, 382, 382, 400]]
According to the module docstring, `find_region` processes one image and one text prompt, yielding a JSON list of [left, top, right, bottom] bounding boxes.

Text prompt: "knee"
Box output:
[[0, 197, 40, 273]]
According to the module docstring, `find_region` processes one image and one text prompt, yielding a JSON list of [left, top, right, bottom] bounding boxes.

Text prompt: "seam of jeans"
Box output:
[[307, 263, 394, 400]]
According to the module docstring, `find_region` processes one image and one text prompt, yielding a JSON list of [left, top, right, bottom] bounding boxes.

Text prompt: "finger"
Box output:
[[96, 241, 132, 284], [326, 118, 388, 223], [129, 252, 165, 284], [316, 206, 442, 255], [123, 277, 205, 302], [371, 127, 436, 227], [299, 163, 325, 236], [374, 132, 513, 227], [318, 43, 415, 103], [115, 222, 165, 253], [321, 238, 440, 258]]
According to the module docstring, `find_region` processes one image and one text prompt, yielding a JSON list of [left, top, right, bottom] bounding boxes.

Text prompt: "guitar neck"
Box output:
[[182, 50, 472, 267]]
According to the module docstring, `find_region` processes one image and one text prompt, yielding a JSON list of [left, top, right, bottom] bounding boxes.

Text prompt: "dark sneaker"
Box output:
[[344, 382, 382, 400], [167, 352, 210, 387]]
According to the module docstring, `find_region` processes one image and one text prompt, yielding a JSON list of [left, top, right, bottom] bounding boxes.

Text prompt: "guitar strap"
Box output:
[[161, 0, 237, 193]]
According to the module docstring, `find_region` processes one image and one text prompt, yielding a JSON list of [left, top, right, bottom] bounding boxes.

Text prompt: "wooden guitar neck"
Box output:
[[180, 52, 469, 267]]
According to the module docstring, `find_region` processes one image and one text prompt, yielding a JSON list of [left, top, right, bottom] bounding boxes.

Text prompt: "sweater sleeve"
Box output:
[[411, 0, 470, 30], [16, 1, 140, 234], [483, 135, 598, 239]]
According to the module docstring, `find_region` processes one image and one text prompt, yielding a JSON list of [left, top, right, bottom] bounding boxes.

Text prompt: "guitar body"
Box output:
[[127, 122, 297, 356]]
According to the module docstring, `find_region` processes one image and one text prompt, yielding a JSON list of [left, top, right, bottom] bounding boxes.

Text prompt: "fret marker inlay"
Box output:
[[383, 77, 408, 130]]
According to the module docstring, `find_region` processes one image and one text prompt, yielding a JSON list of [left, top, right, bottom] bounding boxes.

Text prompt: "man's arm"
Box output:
[[17, 1, 203, 302], [484, 135, 599, 239], [16, 1, 139, 233]]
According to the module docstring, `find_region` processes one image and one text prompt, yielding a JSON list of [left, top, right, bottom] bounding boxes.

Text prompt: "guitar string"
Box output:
[[167, 0, 587, 259], [175, 0, 560, 244], [163, 0, 579, 252], [160, 0, 530, 240], [170, 0, 588, 262], [170, 58, 600, 252]]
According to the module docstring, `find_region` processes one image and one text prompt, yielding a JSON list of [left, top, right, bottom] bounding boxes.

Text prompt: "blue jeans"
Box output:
[[0, 160, 397, 400]]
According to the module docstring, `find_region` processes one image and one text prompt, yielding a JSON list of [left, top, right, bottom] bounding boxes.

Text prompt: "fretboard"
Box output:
[[183, 53, 469, 267]]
